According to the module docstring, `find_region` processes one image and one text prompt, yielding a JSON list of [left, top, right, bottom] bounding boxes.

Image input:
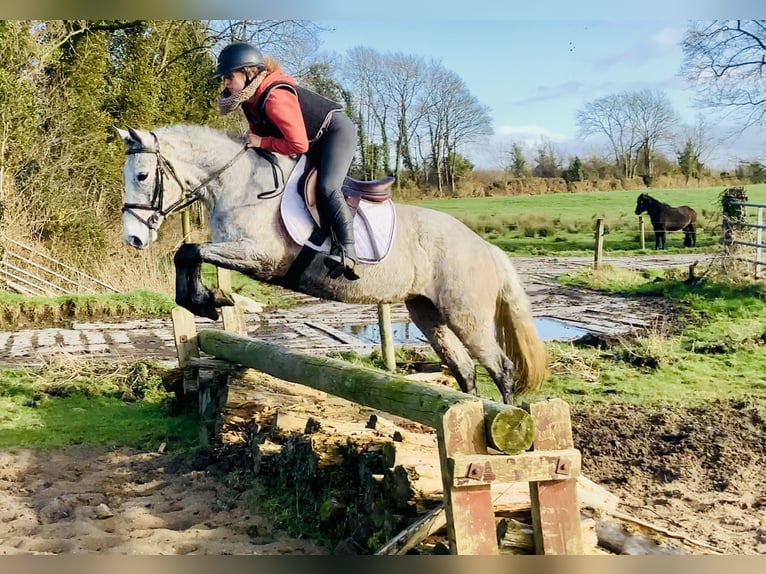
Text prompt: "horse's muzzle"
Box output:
[[126, 235, 147, 249]]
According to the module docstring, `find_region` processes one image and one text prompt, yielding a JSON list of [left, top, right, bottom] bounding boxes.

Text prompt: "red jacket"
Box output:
[[242, 70, 308, 155]]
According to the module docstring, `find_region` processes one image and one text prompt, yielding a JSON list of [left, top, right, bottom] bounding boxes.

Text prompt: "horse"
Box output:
[[634, 193, 697, 249], [117, 124, 546, 405]]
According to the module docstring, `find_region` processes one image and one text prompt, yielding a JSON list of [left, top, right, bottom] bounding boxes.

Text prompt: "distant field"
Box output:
[[410, 184, 766, 256]]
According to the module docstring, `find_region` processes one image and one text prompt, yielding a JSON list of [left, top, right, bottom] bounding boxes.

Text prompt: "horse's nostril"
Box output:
[[128, 236, 144, 249]]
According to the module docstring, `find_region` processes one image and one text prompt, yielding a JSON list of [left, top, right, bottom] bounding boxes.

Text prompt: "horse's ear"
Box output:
[[128, 127, 143, 143], [115, 127, 131, 144], [115, 126, 145, 148]]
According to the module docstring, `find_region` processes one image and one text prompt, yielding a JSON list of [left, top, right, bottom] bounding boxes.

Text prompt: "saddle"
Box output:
[[300, 167, 394, 228], [280, 156, 397, 264]]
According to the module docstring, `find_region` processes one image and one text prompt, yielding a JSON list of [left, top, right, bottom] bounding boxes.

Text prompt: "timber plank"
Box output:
[[527, 398, 584, 555]]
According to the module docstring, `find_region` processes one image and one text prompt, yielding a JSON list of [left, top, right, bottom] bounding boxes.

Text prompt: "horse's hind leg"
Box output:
[[405, 297, 477, 395], [433, 295, 518, 404]]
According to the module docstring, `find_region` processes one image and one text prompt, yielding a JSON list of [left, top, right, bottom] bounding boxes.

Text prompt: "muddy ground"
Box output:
[[1, 253, 764, 555]]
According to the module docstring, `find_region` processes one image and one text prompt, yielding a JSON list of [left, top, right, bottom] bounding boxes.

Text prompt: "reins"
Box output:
[[122, 131, 256, 230]]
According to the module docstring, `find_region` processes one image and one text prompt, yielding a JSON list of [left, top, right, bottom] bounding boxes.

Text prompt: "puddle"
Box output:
[[341, 317, 588, 345]]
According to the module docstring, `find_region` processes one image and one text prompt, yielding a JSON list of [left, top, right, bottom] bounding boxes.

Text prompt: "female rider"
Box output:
[[215, 42, 359, 280]]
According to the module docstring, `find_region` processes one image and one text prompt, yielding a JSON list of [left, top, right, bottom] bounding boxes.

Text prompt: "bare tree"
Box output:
[[576, 93, 641, 178], [681, 20, 766, 128], [380, 52, 427, 189], [343, 46, 392, 179], [205, 20, 326, 75], [577, 89, 679, 178], [675, 112, 718, 165], [419, 63, 491, 193], [625, 89, 680, 178]]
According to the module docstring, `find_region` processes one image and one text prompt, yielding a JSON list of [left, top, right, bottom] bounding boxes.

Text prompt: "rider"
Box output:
[[215, 42, 360, 280]]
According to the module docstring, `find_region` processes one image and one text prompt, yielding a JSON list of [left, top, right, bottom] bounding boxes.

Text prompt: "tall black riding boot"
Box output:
[[321, 190, 360, 280]]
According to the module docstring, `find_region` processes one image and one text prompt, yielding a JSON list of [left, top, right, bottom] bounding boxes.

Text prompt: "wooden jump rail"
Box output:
[[172, 310, 584, 555]]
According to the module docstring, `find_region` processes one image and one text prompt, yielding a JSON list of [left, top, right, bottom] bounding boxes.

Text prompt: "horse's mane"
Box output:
[[154, 124, 244, 164], [640, 193, 669, 208]]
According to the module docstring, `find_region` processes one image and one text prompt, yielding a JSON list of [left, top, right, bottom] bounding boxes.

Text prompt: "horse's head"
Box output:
[[635, 193, 648, 215], [117, 127, 189, 249]]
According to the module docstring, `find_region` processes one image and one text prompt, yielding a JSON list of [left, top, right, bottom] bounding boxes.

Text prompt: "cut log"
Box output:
[[594, 519, 687, 555], [375, 505, 446, 555], [482, 402, 535, 454]]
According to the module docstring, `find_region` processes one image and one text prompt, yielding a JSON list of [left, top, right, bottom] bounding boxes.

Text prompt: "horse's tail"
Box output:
[[490, 246, 547, 395]]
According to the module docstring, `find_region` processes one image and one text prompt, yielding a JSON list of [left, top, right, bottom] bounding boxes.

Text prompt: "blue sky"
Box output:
[[315, 19, 764, 170]]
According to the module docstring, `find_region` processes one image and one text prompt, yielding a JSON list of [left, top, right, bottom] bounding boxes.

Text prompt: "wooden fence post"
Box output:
[[377, 302, 396, 371], [435, 399, 498, 555], [527, 398, 584, 555], [638, 216, 645, 250], [594, 219, 604, 269], [217, 266, 247, 335]]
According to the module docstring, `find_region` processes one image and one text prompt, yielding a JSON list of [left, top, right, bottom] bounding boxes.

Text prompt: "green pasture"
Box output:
[[413, 184, 766, 256]]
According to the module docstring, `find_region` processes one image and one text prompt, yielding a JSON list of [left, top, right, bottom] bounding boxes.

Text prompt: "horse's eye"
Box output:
[[137, 172, 149, 182]]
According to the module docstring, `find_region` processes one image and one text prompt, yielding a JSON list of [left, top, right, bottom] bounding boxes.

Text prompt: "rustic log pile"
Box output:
[[203, 368, 717, 555]]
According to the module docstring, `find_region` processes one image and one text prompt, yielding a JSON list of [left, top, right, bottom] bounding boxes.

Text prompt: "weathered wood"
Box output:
[[436, 399, 497, 555], [576, 475, 619, 513], [450, 448, 581, 487], [605, 509, 722, 554], [216, 267, 247, 335], [498, 517, 600, 555], [377, 302, 396, 371], [527, 398, 584, 555], [594, 218, 604, 269], [594, 520, 686, 555], [171, 306, 199, 392], [375, 505, 446, 555], [172, 306, 199, 368], [198, 329, 513, 435]]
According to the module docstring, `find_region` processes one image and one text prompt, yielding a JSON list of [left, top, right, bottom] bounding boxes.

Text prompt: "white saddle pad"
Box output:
[[280, 155, 396, 264]]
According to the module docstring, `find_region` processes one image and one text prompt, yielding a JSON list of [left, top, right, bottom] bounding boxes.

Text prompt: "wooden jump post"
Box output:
[[172, 315, 583, 555]]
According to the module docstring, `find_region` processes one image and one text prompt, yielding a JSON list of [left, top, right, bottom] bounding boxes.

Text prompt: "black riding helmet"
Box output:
[[215, 42, 264, 77]]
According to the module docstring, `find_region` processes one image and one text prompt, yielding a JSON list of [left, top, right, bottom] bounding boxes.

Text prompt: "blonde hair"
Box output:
[[243, 56, 280, 77]]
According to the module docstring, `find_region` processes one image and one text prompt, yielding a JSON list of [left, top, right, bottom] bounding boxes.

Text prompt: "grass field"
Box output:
[[412, 184, 766, 256]]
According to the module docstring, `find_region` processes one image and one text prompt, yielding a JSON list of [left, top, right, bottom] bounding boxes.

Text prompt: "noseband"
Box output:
[[121, 131, 252, 230]]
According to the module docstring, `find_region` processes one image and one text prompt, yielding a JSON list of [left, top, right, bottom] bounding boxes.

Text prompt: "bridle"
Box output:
[[121, 131, 283, 231]]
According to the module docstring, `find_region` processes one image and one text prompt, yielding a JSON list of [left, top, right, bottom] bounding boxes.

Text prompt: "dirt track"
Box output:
[[0, 253, 713, 367]]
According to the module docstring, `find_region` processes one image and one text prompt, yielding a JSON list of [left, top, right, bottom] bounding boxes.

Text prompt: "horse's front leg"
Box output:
[[173, 243, 235, 320]]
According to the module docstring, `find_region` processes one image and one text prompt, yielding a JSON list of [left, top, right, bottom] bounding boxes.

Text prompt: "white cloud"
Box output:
[[495, 124, 570, 146], [650, 27, 685, 49]]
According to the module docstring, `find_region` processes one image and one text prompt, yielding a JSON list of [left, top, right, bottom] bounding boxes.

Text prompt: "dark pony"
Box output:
[[635, 193, 697, 249]]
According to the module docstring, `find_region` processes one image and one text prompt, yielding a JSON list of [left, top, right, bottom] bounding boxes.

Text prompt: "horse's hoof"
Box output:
[[200, 307, 220, 321], [181, 302, 219, 321], [343, 266, 360, 281], [210, 289, 235, 307]]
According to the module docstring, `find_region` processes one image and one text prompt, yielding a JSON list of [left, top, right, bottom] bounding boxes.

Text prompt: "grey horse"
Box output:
[[117, 124, 546, 404]]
